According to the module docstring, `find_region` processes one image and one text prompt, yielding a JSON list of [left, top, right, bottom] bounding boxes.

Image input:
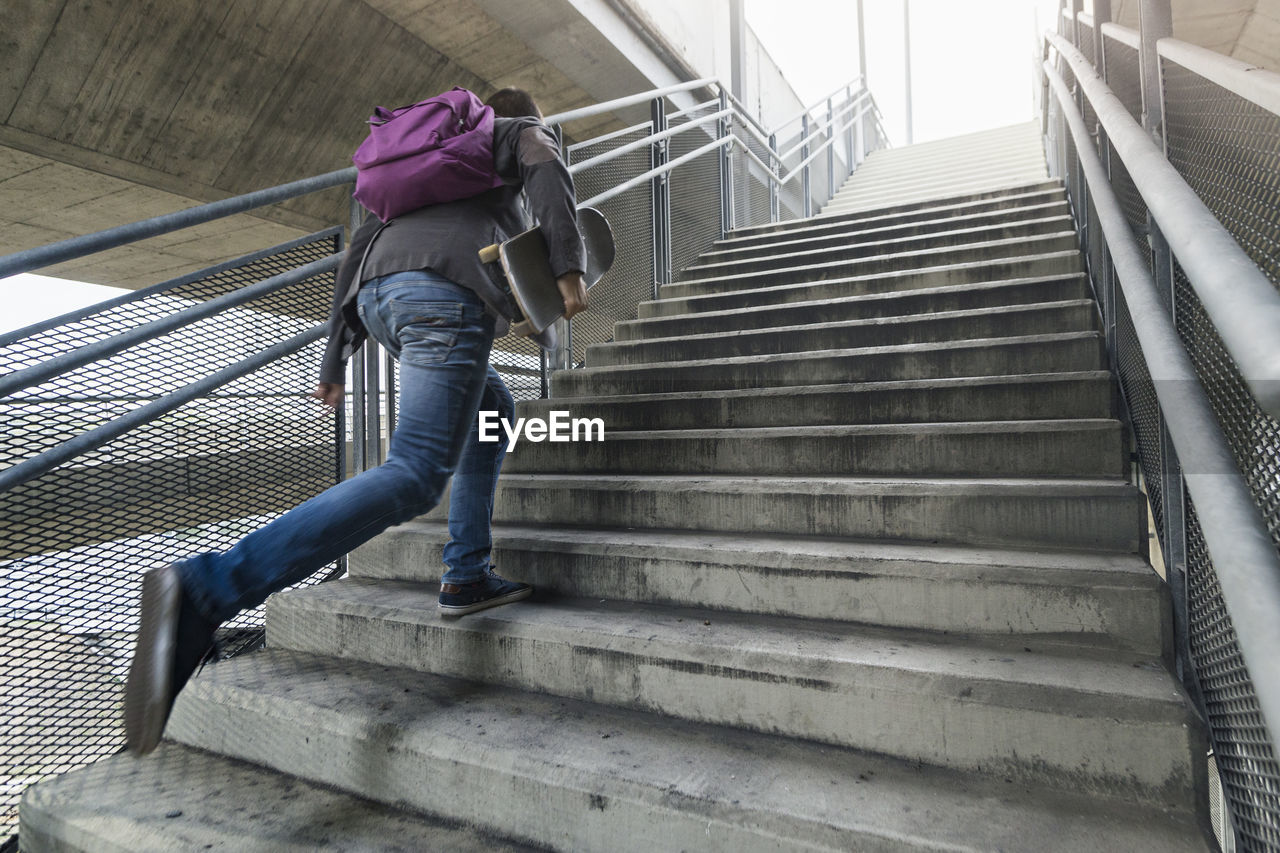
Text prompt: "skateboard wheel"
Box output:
[[478, 244, 500, 263]]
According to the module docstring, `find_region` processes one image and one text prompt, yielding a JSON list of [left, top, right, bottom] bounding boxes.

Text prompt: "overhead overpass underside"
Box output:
[[2, 0, 688, 289]]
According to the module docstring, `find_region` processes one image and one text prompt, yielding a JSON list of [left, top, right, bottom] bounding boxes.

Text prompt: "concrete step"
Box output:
[[693, 200, 1070, 266], [640, 251, 1084, 319], [616, 273, 1091, 342], [501, 420, 1125, 479], [552, 332, 1106, 396], [828, 178, 1055, 214], [18, 743, 532, 852], [720, 188, 1067, 251], [518, 372, 1114, 430], [264, 584, 1200, 810], [166, 651, 1211, 852], [678, 215, 1072, 282], [726, 180, 1061, 240], [832, 159, 1049, 198], [664, 232, 1079, 299], [590, 300, 1098, 366], [444, 473, 1145, 552], [352, 523, 1168, 656]]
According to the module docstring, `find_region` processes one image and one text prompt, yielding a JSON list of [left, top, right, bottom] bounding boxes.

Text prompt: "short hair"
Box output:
[[486, 88, 542, 120]]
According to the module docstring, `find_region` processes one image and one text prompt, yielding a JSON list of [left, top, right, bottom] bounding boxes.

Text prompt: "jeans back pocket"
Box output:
[[390, 299, 463, 365]]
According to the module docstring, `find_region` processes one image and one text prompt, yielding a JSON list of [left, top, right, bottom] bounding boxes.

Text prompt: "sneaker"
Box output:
[[438, 566, 532, 616], [124, 564, 219, 755]]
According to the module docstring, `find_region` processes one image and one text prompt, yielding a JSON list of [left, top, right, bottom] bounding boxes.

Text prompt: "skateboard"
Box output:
[[479, 207, 615, 338]]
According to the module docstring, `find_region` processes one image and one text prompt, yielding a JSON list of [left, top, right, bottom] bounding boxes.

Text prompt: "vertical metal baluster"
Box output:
[[801, 114, 812, 218], [650, 97, 671, 295], [718, 89, 733, 239], [769, 133, 780, 223]]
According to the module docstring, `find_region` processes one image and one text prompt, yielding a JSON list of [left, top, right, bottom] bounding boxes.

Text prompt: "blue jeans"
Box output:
[[178, 270, 514, 624]]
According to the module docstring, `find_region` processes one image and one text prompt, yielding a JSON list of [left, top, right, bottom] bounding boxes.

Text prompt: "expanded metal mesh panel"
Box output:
[[568, 130, 654, 365], [733, 128, 776, 230], [776, 128, 807, 222], [1185, 497, 1280, 850], [1078, 20, 1096, 67], [1173, 261, 1280, 546], [1103, 34, 1143, 124], [0, 235, 344, 835], [668, 106, 724, 275], [1113, 283, 1167, 540], [1162, 59, 1280, 289]]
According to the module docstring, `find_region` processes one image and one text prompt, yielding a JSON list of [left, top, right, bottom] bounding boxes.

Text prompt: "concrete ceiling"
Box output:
[[1, 0, 681, 289]]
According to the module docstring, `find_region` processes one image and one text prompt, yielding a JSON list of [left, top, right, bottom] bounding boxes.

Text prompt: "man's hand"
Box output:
[[311, 382, 344, 409], [557, 272, 588, 320]]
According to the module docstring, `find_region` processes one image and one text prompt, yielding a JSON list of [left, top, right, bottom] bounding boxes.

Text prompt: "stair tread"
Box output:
[[389, 520, 1156, 585], [526, 371, 1112, 406], [566, 331, 1102, 374], [627, 273, 1088, 328], [671, 232, 1077, 289], [599, 299, 1095, 351], [525, 419, 1120, 439], [20, 744, 532, 852], [277, 580, 1184, 715], [169, 650, 1209, 853]]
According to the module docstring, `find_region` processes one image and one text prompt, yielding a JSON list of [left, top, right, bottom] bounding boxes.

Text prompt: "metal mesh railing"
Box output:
[[0, 233, 345, 834], [669, 104, 727, 274], [1161, 59, 1280, 288], [1045, 28, 1280, 851], [567, 128, 655, 365]]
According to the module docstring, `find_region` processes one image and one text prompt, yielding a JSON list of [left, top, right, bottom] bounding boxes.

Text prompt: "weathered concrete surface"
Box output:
[[163, 651, 1211, 852], [19, 743, 534, 852], [515, 372, 1116, 430], [352, 522, 1170, 655]]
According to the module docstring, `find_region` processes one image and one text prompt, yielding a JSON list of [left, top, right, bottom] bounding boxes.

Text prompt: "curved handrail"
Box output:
[[1047, 31, 1280, 418]]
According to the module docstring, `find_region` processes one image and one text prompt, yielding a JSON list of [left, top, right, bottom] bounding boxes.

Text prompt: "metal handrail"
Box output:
[[0, 256, 339, 399], [1044, 54, 1280, 756], [0, 228, 342, 347], [568, 107, 732, 175], [1158, 37, 1280, 115], [775, 92, 869, 161], [543, 77, 719, 126], [769, 76, 865, 132], [1100, 21, 1139, 50], [0, 168, 355, 280], [1047, 31, 1280, 418], [580, 135, 733, 208]]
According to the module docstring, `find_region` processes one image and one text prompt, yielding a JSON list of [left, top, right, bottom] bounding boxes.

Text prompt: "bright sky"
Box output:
[[746, 0, 1061, 144], [3, 1, 1062, 334]]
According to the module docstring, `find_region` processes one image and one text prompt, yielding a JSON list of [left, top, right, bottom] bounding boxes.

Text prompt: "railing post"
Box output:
[[544, 124, 571, 392], [826, 97, 836, 200], [845, 86, 855, 170], [801, 113, 812, 218], [718, 89, 733, 239], [768, 133, 780, 223], [650, 97, 671, 295], [348, 196, 370, 474]]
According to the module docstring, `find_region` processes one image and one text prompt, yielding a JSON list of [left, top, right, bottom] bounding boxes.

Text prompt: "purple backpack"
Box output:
[[352, 87, 505, 222]]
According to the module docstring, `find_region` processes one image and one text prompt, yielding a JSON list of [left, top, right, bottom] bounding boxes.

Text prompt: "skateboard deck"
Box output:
[[479, 207, 615, 337]]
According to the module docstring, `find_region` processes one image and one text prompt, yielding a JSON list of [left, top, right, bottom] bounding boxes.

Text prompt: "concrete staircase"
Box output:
[[22, 128, 1214, 851]]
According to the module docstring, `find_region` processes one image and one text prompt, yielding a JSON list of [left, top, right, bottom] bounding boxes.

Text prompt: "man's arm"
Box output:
[[515, 124, 588, 318], [313, 210, 381, 406]]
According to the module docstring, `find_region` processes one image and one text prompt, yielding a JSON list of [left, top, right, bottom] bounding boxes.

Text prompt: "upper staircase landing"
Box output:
[[826, 121, 1048, 214]]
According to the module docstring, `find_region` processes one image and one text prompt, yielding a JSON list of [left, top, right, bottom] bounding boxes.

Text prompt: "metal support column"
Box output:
[[801, 114, 812, 218], [1138, 0, 1172, 143], [903, 0, 914, 146], [650, 97, 672, 293], [768, 133, 780, 223], [718, 89, 733, 238], [547, 124, 572, 387], [826, 97, 836, 199]]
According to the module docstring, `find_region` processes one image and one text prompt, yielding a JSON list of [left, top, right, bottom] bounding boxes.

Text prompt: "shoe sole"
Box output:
[[437, 585, 533, 616], [124, 565, 180, 755]]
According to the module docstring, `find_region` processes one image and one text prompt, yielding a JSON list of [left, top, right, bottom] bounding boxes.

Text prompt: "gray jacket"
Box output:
[[319, 116, 584, 384]]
